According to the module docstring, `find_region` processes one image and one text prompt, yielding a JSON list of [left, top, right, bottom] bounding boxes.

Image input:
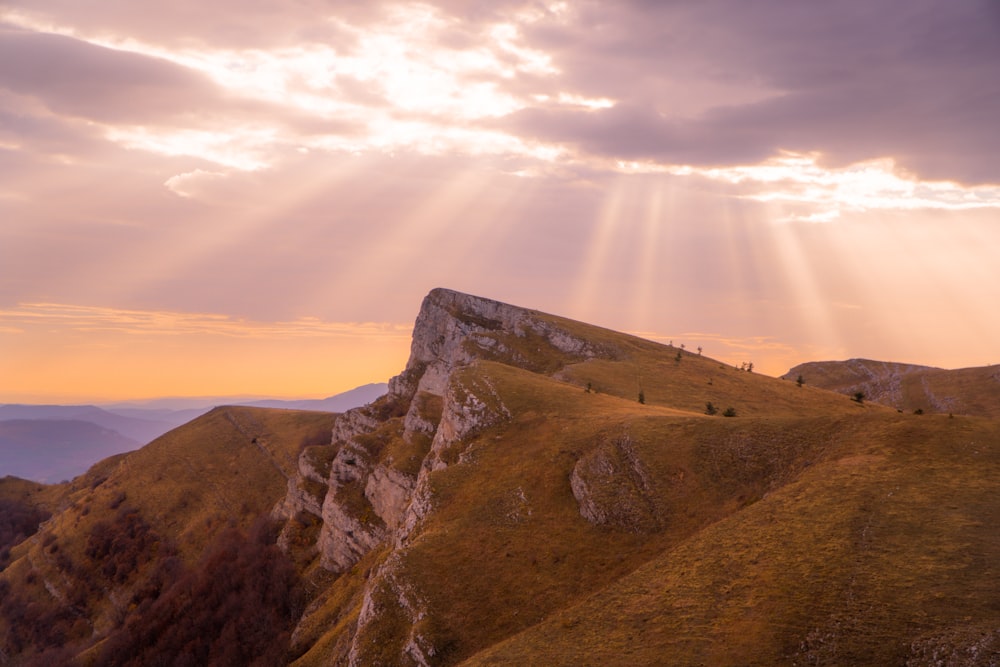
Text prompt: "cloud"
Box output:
[[505, 1, 1000, 183], [0, 27, 223, 125], [684, 153, 1000, 223], [3, 0, 1000, 401], [0, 303, 412, 340], [8, 1, 996, 183]]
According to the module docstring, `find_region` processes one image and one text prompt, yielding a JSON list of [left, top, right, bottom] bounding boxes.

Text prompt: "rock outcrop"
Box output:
[[570, 432, 664, 533], [275, 287, 612, 572], [272, 287, 620, 664]]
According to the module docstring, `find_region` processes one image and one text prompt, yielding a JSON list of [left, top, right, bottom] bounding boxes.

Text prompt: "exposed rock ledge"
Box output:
[[570, 432, 664, 533], [276, 287, 613, 574]]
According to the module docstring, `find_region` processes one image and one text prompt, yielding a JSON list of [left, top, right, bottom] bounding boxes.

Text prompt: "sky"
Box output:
[[2, 1, 1000, 403]]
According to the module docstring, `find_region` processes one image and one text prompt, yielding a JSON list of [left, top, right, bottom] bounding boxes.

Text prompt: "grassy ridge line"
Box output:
[[533, 311, 883, 418], [787, 359, 1000, 418]]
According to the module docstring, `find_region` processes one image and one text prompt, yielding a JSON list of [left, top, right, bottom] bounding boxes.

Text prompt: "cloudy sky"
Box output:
[[2, 1, 1000, 402]]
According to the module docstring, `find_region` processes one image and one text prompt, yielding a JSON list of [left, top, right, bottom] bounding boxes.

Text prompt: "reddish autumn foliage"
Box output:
[[94, 517, 301, 667]]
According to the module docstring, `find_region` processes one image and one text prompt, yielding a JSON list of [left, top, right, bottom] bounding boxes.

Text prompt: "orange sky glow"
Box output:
[[2, 2, 1000, 402]]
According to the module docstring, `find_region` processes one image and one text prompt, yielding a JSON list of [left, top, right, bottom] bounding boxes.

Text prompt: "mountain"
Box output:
[[3, 288, 999, 666], [0, 384, 387, 484], [239, 383, 387, 411], [0, 420, 140, 483], [0, 405, 176, 444], [784, 358, 1000, 417], [0, 406, 337, 665]]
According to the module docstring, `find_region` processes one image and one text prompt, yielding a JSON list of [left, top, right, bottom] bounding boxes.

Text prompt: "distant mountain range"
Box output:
[[0, 383, 386, 482]]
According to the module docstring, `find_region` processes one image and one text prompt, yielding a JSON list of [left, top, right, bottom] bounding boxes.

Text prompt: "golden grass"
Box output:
[[789, 359, 1000, 418], [354, 359, 881, 664], [1, 407, 336, 647], [462, 414, 1000, 666], [282, 323, 996, 666]]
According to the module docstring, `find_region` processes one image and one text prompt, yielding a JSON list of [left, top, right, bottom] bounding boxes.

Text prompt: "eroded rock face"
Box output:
[[570, 433, 664, 533], [275, 287, 620, 660], [390, 288, 608, 403], [365, 465, 416, 532], [279, 287, 612, 575], [318, 495, 387, 572], [426, 373, 511, 470], [347, 551, 435, 667]]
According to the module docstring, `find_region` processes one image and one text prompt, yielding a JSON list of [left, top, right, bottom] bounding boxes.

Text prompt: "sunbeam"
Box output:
[[570, 177, 632, 323]]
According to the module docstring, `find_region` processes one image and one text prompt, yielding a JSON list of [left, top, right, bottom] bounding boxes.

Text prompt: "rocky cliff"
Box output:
[[274, 288, 617, 662]]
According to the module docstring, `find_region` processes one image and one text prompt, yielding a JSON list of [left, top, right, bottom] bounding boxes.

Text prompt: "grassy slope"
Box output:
[[355, 337, 901, 665], [0, 407, 336, 659], [291, 310, 911, 666], [463, 412, 1000, 666], [7, 298, 996, 666], [536, 311, 874, 418], [0, 476, 60, 513], [24, 406, 336, 557]]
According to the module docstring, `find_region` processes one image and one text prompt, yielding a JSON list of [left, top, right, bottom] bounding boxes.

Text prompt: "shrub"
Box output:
[[0, 500, 50, 555], [94, 516, 301, 667], [722, 407, 737, 417]]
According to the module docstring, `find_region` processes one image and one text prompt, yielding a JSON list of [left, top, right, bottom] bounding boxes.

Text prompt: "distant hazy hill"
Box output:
[[0, 383, 387, 483], [238, 382, 387, 411], [0, 420, 139, 483], [784, 358, 1000, 417], [0, 404, 176, 443], [3, 289, 999, 666]]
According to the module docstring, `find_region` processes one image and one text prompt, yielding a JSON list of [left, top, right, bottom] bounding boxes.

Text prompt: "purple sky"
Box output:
[[2, 1, 1000, 401]]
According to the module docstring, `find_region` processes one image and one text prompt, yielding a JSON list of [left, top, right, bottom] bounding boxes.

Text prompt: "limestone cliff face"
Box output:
[[277, 288, 608, 569], [275, 288, 615, 662]]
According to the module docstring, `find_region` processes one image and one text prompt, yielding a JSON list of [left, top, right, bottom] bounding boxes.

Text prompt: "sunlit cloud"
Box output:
[[0, 303, 412, 340], [2, 3, 564, 169], [163, 169, 231, 198], [685, 152, 1000, 222], [106, 126, 276, 171]]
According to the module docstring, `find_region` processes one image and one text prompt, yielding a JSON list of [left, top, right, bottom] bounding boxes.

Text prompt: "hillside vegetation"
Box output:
[[0, 407, 335, 665], [2, 288, 999, 666]]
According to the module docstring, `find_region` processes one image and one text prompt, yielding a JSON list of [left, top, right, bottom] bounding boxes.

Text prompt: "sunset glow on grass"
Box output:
[[2, 1, 999, 401]]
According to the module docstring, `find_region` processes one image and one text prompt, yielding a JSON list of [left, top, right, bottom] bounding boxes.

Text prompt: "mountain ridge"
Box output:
[[784, 357, 1000, 418], [3, 288, 999, 666], [0, 384, 388, 484]]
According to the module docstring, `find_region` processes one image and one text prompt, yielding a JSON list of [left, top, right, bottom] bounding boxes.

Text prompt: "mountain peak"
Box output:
[[389, 288, 609, 400]]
